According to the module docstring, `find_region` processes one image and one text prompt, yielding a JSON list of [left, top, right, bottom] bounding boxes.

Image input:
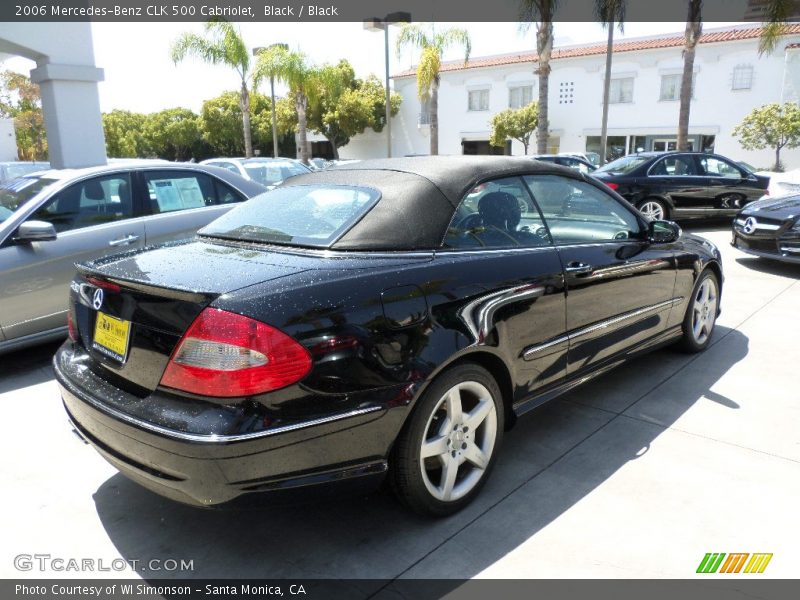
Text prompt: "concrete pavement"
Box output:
[[1, 225, 798, 581]]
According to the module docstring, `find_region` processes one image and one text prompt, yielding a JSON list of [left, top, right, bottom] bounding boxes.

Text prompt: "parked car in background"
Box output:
[[308, 158, 330, 171], [55, 156, 722, 516], [732, 194, 800, 264], [200, 157, 311, 189], [531, 154, 596, 174], [592, 151, 769, 221], [560, 151, 600, 167], [760, 169, 800, 199], [0, 162, 265, 354], [0, 161, 50, 184]]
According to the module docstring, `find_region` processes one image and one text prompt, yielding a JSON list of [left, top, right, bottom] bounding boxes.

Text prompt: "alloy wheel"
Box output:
[[691, 277, 718, 345], [639, 200, 665, 221], [419, 381, 498, 502]]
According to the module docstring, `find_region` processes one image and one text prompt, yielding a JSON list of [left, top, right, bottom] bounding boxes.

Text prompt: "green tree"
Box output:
[[732, 103, 800, 171], [0, 70, 47, 160], [596, 0, 626, 165], [307, 62, 401, 159], [170, 20, 256, 157], [144, 108, 203, 161], [396, 24, 471, 156], [520, 1, 558, 154], [489, 102, 539, 154], [254, 46, 321, 164], [199, 90, 280, 156], [102, 109, 149, 158]]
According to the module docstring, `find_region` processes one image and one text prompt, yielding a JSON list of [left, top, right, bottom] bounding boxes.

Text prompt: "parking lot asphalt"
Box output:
[[1, 224, 798, 582]]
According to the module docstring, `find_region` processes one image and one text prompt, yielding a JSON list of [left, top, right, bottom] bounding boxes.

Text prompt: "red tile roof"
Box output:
[[394, 25, 800, 78]]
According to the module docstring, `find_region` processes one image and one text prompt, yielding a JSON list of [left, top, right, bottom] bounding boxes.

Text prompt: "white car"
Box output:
[[200, 157, 311, 189]]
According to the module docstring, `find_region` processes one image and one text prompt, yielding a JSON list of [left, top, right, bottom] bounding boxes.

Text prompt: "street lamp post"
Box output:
[[253, 43, 289, 158], [364, 12, 411, 159]]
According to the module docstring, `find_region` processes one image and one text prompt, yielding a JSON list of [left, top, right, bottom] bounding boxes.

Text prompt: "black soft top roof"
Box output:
[[282, 156, 578, 251]]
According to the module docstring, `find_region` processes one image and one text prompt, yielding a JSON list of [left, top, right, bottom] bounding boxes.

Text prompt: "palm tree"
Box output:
[[596, 0, 626, 166], [254, 46, 320, 164], [758, 0, 795, 54], [396, 24, 471, 155], [520, 1, 558, 154], [171, 20, 255, 157], [677, 0, 702, 152]]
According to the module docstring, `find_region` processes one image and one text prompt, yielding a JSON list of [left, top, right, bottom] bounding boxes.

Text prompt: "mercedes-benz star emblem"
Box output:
[[743, 217, 757, 235], [92, 288, 104, 310]]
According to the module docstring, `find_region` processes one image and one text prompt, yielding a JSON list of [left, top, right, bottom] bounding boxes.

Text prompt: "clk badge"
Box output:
[[743, 217, 757, 234], [92, 288, 104, 310]]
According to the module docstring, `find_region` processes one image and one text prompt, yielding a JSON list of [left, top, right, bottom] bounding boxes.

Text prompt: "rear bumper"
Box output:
[[55, 342, 409, 507]]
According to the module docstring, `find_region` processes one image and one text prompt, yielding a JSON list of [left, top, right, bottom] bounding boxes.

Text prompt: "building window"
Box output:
[[659, 73, 696, 101], [732, 65, 753, 90], [558, 81, 575, 104], [468, 89, 490, 111], [609, 78, 634, 104], [509, 85, 533, 108]]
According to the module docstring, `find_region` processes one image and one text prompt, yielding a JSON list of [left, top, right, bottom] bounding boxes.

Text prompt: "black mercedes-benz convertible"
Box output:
[[55, 156, 723, 516]]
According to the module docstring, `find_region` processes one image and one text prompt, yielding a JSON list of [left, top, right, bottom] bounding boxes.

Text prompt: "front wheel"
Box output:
[[390, 363, 504, 516], [678, 269, 720, 353]]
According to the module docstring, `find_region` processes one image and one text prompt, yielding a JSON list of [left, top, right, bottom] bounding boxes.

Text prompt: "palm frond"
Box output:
[[435, 28, 472, 64], [758, 0, 796, 55], [395, 24, 432, 58], [595, 0, 626, 33], [416, 47, 440, 101]]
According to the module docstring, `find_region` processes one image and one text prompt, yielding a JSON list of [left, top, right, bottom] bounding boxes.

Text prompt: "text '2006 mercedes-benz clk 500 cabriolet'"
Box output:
[[54, 156, 723, 516]]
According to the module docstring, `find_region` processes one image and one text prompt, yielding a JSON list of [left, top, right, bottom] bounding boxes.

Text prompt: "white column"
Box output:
[[30, 63, 106, 169]]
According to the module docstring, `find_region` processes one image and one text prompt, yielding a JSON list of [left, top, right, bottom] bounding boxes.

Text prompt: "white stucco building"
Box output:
[[339, 24, 800, 169]]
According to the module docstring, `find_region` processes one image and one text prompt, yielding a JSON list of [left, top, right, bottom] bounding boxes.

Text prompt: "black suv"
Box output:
[[592, 151, 769, 221]]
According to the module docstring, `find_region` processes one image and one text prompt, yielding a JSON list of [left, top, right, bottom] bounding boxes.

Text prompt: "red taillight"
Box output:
[[159, 308, 312, 398], [67, 310, 77, 342], [86, 276, 121, 293], [605, 182, 620, 191]]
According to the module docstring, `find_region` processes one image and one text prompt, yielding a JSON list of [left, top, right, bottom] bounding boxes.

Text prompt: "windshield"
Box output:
[[595, 155, 650, 175], [199, 184, 379, 247], [0, 176, 57, 223], [243, 161, 308, 186]]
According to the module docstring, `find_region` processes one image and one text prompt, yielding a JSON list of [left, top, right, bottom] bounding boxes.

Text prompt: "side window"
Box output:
[[649, 156, 698, 176], [700, 157, 743, 178], [143, 171, 216, 213], [32, 174, 133, 233], [218, 162, 241, 175], [214, 179, 245, 205], [444, 177, 551, 250], [524, 175, 642, 245]]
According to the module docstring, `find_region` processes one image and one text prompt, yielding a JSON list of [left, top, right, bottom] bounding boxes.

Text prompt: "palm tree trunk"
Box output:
[[600, 22, 614, 166], [535, 19, 554, 154], [296, 94, 310, 165], [240, 81, 253, 158], [430, 76, 439, 156], [678, 1, 702, 152]]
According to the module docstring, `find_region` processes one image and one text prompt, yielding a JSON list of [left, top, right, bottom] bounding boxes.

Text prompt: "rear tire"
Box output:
[[678, 269, 719, 353], [390, 363, 504, 517], [638, 198, 669, 221]]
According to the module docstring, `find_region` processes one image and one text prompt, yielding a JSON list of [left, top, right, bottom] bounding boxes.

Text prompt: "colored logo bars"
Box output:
[[696, 553, 773, 574]]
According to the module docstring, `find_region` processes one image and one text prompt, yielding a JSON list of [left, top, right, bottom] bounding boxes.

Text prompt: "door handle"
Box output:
[[109, 234, 140, 247], [565, 262, 594, 275]]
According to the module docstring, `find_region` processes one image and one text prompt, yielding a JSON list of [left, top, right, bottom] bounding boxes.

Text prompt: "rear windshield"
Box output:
[[0, 176, 57, 223], [199, 185, 379, 248], [595, 155, 650, 175]]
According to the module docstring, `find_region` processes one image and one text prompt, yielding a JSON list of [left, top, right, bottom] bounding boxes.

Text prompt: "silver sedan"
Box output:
[[0, 161, 265, 354]]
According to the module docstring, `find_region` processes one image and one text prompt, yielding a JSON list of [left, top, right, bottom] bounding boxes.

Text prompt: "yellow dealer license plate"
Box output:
[[92, 311, 131, 362]]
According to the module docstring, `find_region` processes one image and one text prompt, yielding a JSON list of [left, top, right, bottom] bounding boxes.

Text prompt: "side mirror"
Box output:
[[14, 220, 57, 243], [648, 220, 681, 244]]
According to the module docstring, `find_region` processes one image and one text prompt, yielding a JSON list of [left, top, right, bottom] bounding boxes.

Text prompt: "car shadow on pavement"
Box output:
[[0, 341, 60, 395], [735, 256, 800, 278], [91, 327, 749, 586]]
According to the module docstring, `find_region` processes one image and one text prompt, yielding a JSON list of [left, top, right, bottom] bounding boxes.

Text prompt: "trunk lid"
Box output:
[[71, 238, 311, 393]]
